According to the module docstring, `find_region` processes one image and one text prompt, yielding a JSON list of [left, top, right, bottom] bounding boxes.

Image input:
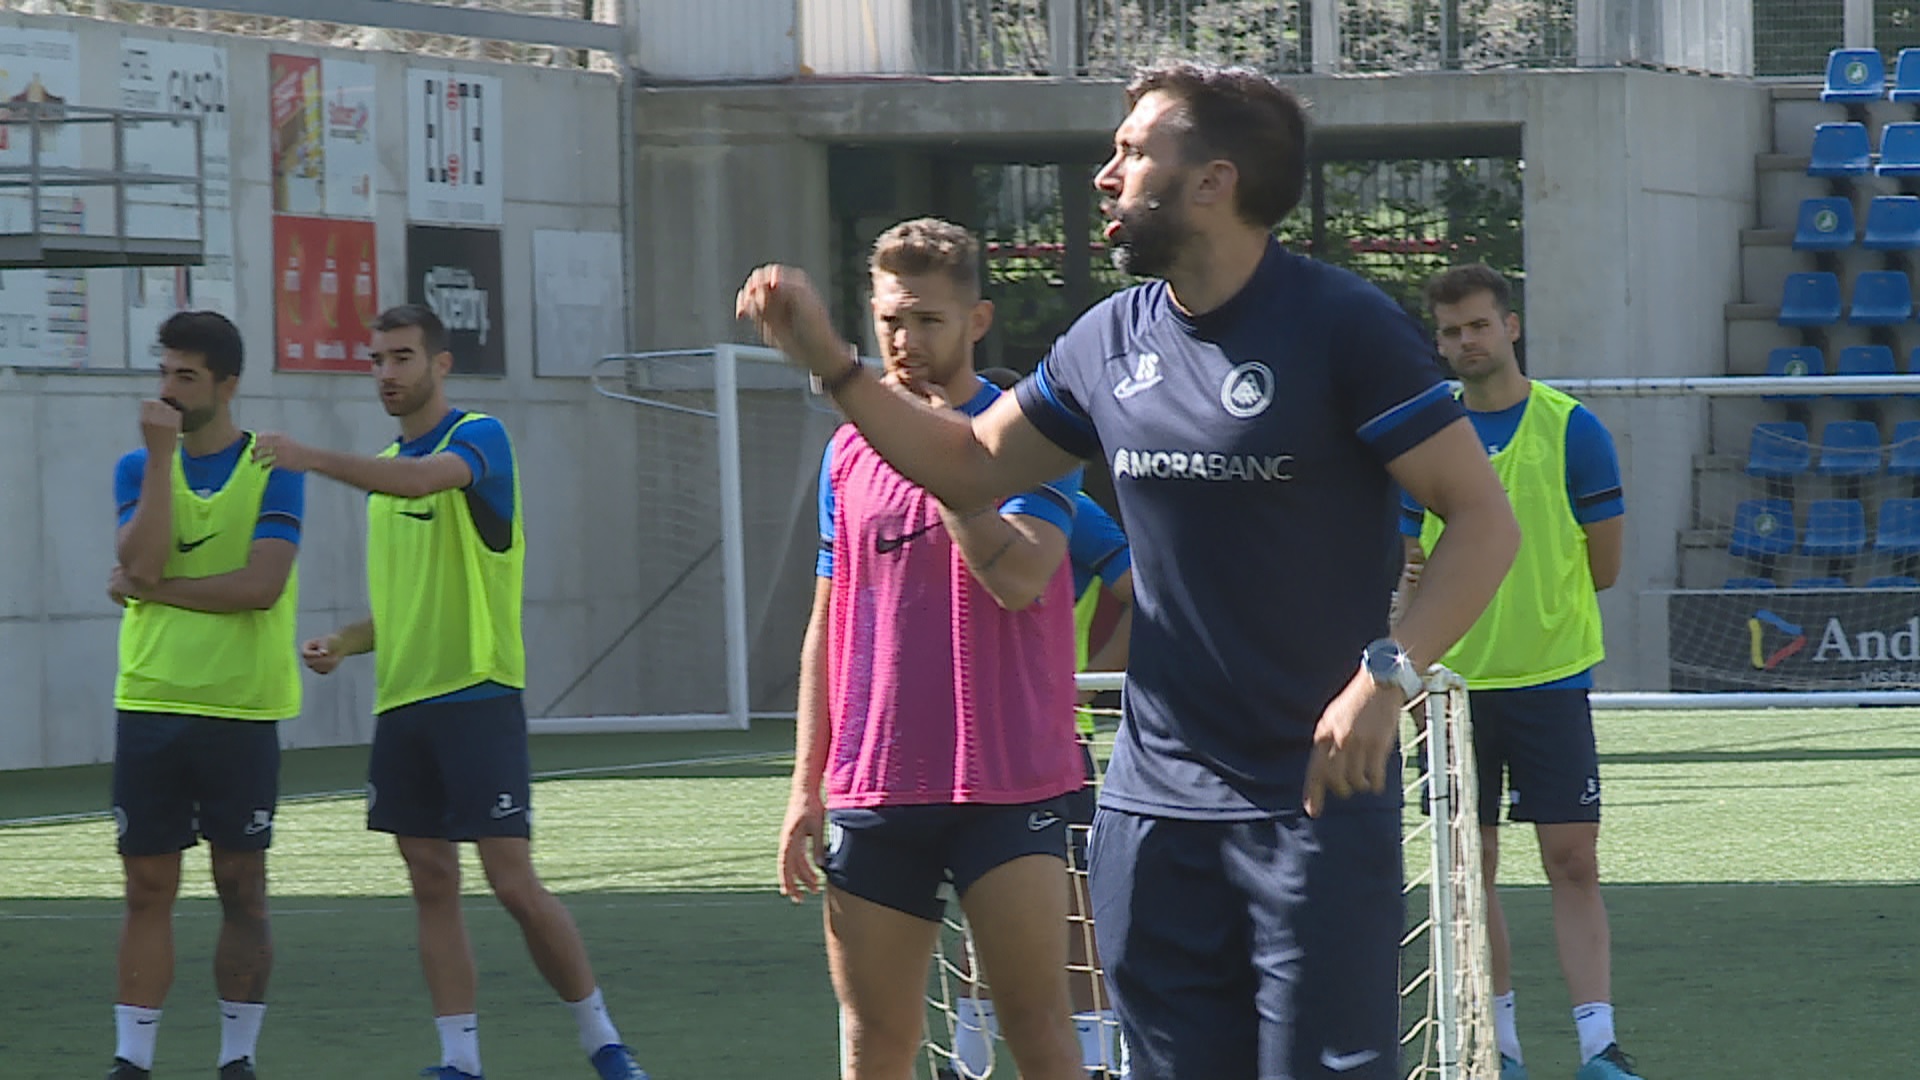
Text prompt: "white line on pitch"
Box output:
[[0, 750, 792, 830]]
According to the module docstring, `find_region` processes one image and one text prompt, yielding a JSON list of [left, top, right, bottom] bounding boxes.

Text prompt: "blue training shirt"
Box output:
[[1015, 238, 1464, 819], [1400, 397, 1623, 691], [1067, 492, 1130, 601], [392, 409, 518, 704], [115, 433, 305, 545], [817, 377, 1081, 578]]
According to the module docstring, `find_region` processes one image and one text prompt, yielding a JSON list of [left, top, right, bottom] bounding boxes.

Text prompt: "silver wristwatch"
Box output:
[[1361, 637, 1423, 698]]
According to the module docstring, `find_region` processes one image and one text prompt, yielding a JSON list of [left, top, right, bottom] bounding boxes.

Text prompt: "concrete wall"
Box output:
[[0, 12, 646, 769], [633, 69, 1774, 692]]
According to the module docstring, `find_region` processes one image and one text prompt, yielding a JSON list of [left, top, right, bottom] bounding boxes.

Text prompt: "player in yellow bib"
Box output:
[[1402, 266, 1640, 1080], [253, 305, 648, 1080], [105, 312, 302, 1080]]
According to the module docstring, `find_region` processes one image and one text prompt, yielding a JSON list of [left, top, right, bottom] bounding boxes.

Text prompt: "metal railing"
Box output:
[[793, 0, 1749, 79]]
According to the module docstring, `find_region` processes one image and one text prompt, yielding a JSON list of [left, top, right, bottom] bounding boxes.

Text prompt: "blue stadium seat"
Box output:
[[1876, 498, 1920, 556], [1863, 196, 1920, 250], [1747, 422, 1811, 476], [1890, 420, 1920, 474], [1791, 576, 1851, 588], [1730, 498, 1797, 558], [1724, 577, 1777, 590], [1810, 122, 1872, 177], [1779, 273, 1844, 326], [1764, 346, 1825, 401], [1849, 271, 1914, 325], [1794, 197, 1857, 251], [1818, 420, 1884, 474], [1879, 123, 1920, 177], [1835, 344, 1899, 398], [1802, 499, 1867, 556], [1895, 50, 1920, 101], [1866, 575, 1920, 587], [1825, 48, 1887, 102]]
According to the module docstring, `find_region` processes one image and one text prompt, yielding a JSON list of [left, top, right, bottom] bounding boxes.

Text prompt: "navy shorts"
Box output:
[[1088, 807, 1402, 1080], [1470, 687, 1602, 826], [823, 797, 1072, 922], [367, 692, 534, 841], [112, 712, 281, 857], [1064, 738, 1098, 870]]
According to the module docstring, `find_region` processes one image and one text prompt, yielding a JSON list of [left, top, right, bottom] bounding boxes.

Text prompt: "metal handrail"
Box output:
[[0, 101, 206, 244]]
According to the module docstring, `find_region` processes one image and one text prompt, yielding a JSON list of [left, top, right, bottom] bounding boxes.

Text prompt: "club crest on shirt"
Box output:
[[1220, 361, 1275, 419]]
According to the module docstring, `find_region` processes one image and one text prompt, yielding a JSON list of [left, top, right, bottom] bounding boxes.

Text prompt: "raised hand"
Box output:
[[139, 399, 182, 454], [735, 265, 848, 377]]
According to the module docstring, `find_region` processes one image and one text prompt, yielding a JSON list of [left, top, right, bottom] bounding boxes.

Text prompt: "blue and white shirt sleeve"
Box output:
[[115, 449, 148, 527], [1399, 487, 1428, 539], [255, 469, 305, 545], [446, 417, 516, 527], [1335, 292, 1464, 463], [1069, 495, 1132, 586], [1565, 405, 1625, 525], [815, 438, 839, 579], [1016, 321, 1103, 460], [1000, 466, 1081, 536]]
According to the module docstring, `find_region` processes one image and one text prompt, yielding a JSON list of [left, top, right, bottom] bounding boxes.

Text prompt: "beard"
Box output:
[[382, 379, 437, 417], [1107, 190, 1187, 279], [164, 397, 215, 434]]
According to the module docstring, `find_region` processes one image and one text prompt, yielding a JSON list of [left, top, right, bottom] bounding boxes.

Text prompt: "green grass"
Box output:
[[2, 710, 1917, 1078]]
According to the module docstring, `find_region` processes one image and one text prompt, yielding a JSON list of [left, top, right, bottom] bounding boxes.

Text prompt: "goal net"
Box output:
[[529, 345, 838, 733], [1553, 373, 1920, 702], [911, 668, 1495, 1080]]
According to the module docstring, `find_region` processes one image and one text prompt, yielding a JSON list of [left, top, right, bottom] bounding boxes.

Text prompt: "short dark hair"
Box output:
[[1126, 63, 1310, 228], [157, 310, 243, 380], [371, 303, 450, 356], [1425, 263, 1514, 317], [870, 217, 981, 297], [977, 366, 1021, 390]]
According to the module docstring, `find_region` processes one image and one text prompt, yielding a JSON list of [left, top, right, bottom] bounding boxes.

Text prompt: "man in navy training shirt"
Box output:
[[738, 62, 1520, 1080], [1400, 264, 1638, 1080]]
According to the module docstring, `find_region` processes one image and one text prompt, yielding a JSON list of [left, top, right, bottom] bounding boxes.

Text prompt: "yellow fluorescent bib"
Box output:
[[1420, 382, 1605, 689], [366, 414, 526, 713], [115, 435, 301, 720]]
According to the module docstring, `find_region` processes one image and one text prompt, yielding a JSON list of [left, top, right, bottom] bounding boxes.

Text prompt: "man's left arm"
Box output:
[[116, 468, 305, 613], [940, 475, 1077, 611], [251, 433, 471, 497], [1567, 405, 1626, 591]]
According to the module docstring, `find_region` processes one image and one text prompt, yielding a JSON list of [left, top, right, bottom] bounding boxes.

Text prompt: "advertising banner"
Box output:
[[408, 225, 503, 375], [274, 215, 378, 372], [531, 229, 623, 377], [406, 69, 503, 227], [1670, 588, 1920, 691]]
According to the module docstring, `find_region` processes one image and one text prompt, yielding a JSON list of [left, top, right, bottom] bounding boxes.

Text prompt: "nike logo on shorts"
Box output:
[[1027, 811, 1061, 832], [1320, 1048, 1380, 1072]]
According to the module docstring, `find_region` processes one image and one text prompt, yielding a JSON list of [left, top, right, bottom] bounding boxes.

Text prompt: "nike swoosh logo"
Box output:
[[177, 533, 216, 553], [135, 1018, 158, 1026], [1320, 1049, 1380, 1072], [1027, 811, 1060, 832], [399, 509, 435, 521], [874, 520, 939, 554], [489, 804, 524, 819]]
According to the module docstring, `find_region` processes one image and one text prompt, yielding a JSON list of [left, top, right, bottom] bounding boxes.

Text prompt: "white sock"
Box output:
[[114, 1004, 162, 1070], [435, 1013, 482, 1076], [1116, 1028, 1132, 1079], [1573, 1001, 1615, 1062], [218, 1001, 266, 1066], [1494, 991, 1522, 1063], [1073, 1010, 1118, 1071], [567, 987, 623, 1056], [953, 997, 997, 1078]]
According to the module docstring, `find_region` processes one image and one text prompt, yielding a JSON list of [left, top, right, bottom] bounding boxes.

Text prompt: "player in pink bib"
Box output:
[[778, 219, 1087, 1080]]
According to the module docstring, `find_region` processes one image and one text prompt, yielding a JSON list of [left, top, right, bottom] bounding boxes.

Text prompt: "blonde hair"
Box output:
[[870, 217, 981, 297]]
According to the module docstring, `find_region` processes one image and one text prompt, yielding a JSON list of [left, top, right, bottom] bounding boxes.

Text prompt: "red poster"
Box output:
[[274, 215, 378, 372]]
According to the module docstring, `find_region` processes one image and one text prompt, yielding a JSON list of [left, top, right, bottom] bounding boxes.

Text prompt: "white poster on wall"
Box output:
[[0, 27, 80, 236], [322, 58, 377, 218], [120, 37, 235, 366], [0, 269, 88, 368], [532, 229, 625, 377], [406, 69, 504, 227]]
